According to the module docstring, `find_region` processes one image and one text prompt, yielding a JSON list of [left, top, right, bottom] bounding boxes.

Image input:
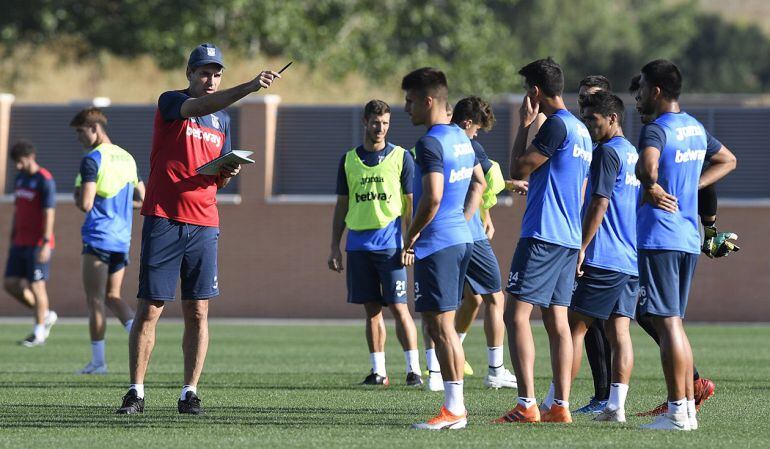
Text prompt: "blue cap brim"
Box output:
[[189, 59, 225, 69]]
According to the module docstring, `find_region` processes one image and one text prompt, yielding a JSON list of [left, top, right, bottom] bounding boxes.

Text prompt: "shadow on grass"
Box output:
[[0, 404, 416, 429]]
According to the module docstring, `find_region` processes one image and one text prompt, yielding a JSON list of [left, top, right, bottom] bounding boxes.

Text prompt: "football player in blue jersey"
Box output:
[[634, 60, 736, 431], [402, 67, 485, 430], [495, 58, 592, 424], [570, 91, 640, 423]]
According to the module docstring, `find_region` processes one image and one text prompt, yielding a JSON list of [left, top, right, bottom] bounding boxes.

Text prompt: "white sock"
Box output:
[[458, 332, 467, 344], [608, 383, 629, 411], [543, 382, 555, 408], [91, 340, 106, 365], [124, 319, 134, 333], [668, 398, 687, 416], [426, 348, 440, 372], [404, 350, 420, 374], [181, 385, 197, 401], [33, 324, 46, 340], [553, 398, 570, 408], [487, 346, 504, 374], [443, 380, 465, 415], [518, 397, 536, 408], [129, 384, 144, 399], [687, 399, 696, 418], [370, 352, 386, 376]]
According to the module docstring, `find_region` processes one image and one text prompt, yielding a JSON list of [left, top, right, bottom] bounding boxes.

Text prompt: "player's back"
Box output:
[[413, 124, 475, 258], [637, 112, 709, 254], [521, 109, 592, 249]]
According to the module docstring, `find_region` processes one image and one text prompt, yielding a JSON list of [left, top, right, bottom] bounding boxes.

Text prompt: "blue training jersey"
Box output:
[[468, 140, 493, 241], [583, 136, 640, 276], [413, 124, 476, 259], [521, 109, 592, 249], [637, 112, 722, 254], [77, 144, 139, 253]]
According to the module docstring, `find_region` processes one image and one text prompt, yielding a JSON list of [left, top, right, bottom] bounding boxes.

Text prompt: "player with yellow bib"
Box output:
[[328, 100, 422, 387], [71, 107, 144, 375]]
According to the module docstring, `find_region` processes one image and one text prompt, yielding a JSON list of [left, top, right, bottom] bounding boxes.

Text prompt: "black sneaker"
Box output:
[[360, 370, 389, 386], [116, 389, 144, 414], [178, 391, 203, 415], [406, 372, 423, 387]]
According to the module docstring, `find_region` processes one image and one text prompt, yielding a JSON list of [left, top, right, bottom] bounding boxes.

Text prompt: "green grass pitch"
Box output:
[[0, 321, 767, 448]]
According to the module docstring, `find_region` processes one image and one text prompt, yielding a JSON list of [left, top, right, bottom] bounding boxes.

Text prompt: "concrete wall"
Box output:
[[0, 96, 768, 321]]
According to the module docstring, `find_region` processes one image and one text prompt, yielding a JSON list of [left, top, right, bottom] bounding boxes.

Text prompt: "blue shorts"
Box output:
[[414, 243, 473, 313], [465, 239, 502, 295], [137, 216, 220, 301], [571, 266, 639, 320], [506, 238, 578, 308], [83, 244, 129, 274], [4, 245, 50, 282], [346, 249, 408, 305], [636, 250, 698, 319]]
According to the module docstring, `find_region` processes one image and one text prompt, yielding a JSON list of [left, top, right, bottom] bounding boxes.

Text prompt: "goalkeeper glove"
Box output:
[[702, 225, 740, 258]]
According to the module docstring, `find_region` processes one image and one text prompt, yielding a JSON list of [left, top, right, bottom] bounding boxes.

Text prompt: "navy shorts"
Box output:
[[465, 239, 502, 295], [414, 243, 473, 313], [83, 243, 129, 274], [506, 238, 578, 308], [636, 250, 698, 319], [137, 216, 220, 301], [346, 249, 408, 305], [571, 266, 639, 320], [4, 245, 50, 282]]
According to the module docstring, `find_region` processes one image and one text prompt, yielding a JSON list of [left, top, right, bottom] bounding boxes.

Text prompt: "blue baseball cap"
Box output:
[[187, 43, 225, 69]]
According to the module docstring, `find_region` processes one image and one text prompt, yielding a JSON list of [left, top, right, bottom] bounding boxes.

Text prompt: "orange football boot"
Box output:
[[541, 404, 573, 423], [493, 403, 541, 423], [694, 378, 715, 411]]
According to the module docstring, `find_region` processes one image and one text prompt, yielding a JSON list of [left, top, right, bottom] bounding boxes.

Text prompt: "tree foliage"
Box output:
[[2, 0, 770, 94]]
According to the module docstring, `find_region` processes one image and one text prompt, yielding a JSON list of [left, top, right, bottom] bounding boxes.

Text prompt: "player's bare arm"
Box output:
[[577, 195, 609, 276], [37, 208, 54, 264], [77, 181, 97, 213], [463, 164, 486, 221], [698, 146, 737, 189], [133, 181, 145, 209], [215, 161, 241, 189], [404, 172, 443, 261], [180, 70, 281, 118], [637, 146, 678, 213], [401, 193, 414, 267], [328, 195, 348, 272]]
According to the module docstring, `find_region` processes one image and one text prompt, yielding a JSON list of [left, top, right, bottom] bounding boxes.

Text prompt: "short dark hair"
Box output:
[[581, 91, 625, 124], [518, 57, 564, 97], [363, 100, 390, 120], [641, 59, 682, 100], [10, 139, 36, 161], [579, 75, 611, 92], [401, 67, 448, 101], [628, 74, 641, 93], [69, 107, 108, 128], [451, 96, 496, 131]]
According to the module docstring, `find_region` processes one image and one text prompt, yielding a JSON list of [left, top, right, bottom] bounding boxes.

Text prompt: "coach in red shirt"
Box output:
[[116, 43, 280, 415]]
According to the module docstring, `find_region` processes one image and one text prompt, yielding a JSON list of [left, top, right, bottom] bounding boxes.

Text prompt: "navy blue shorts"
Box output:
[[571, 266, 639, 320], [4, 245, 50, 282], [465, 239, 502, 295], [506, 238, 578, 308], [346, 249, 408, 305], [137, 216, 220, 301], [83, 243, 129, 274], [414, 243, 473, 313], [636, 250, 698, 319]]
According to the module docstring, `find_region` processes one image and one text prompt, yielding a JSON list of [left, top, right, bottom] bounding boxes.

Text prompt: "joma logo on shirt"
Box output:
[[675, 125, 705, 141], [449, 166, 474, 183], [360, 176, 384, 187], [15, 189, 36, 201], [675, 149, 706, 163], [355, 192, 392, 203], [453, 143, 474, 158], [186, 125, 222, 147]]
